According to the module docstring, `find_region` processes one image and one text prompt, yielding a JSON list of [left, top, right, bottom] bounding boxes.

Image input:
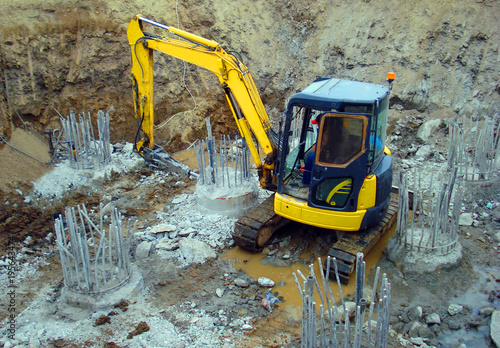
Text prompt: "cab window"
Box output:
[[317, 113, 367, 166]]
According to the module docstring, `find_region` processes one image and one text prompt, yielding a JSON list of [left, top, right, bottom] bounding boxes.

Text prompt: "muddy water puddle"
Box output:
[[222, 221, 397, 317]]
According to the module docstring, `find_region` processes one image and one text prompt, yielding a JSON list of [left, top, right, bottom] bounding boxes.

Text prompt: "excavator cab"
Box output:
[[275, 77, 393, 232]]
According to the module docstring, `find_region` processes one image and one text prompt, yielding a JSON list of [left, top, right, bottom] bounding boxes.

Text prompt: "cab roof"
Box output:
[[287, 77, 390, 109]]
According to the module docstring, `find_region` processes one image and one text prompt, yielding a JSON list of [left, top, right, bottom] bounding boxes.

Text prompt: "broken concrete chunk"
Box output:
[[178, 227, 197, 237], [415, 145, 433, 159], [426, 313, 441, 325], [155, 238, 179, 251], [337, 302, 357, 322], [459, 213, 473, 226], [215, 288, 224, 298], [23, 236, 34, 245], [448, 303, 463, 316], [258, 277, 275, 287], [417, 118, 442, 142], [149, 223, 176, 234], [135, 241, 153, 259], [178, 239, 216, 265], [408, 306, 423, 321], [234, 277, 251, 288]]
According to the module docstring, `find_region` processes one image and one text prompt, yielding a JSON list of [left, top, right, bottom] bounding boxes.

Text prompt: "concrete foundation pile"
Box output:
[[295, 253, 391, 348], [60, 109, 112, 170], [54, 203, 136, 294]]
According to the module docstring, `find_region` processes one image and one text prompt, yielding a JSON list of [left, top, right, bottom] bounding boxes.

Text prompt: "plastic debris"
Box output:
[[261, 293, 280, 312]]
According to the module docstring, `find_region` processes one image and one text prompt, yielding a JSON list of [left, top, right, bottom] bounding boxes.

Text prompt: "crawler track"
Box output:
[[326, 193, 399, 284], [232, 193, 290, 252]]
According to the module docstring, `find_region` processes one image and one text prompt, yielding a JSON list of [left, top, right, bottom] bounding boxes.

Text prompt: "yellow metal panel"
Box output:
[[274, 193, 365, 231], [357, 175, 377, 210]]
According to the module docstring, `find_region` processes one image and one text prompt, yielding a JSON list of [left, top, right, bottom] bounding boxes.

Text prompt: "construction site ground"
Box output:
[[1, 0, 499, 346], [0, 116, 498, 347]]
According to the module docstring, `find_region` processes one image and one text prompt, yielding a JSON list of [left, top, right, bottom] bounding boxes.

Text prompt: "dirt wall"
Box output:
[[0, 0, 498, 148]]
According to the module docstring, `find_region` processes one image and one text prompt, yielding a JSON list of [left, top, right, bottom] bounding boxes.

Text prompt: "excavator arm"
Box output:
[[127, 15, 277, 189]]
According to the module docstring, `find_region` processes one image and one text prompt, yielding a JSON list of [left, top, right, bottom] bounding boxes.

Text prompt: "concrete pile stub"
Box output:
[[193, 117, 258, 216], [60, 109, 112, 170], [54, 203, 140, 308], [389, 167, 463, 273]]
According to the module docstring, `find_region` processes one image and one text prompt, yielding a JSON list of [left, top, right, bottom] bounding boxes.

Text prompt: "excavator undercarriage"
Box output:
[[232, 192, 399, 284], [232, 194, 290, 252]]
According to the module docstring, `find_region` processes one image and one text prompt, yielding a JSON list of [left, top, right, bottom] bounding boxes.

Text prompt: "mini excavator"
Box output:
[[127, 15, 398, 283]]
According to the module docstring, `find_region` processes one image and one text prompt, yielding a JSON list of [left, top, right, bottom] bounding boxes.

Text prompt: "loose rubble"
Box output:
[[0, 113, 498, 348]]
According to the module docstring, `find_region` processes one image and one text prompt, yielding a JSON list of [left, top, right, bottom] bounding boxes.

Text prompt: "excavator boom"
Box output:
[[127, 15, 277, 189]]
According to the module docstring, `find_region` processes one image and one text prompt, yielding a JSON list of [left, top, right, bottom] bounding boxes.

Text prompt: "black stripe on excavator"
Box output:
[[224, 87, 245, 120]]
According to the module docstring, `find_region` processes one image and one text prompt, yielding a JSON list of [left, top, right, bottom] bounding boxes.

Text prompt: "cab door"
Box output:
[[309, 112, 371, 212]]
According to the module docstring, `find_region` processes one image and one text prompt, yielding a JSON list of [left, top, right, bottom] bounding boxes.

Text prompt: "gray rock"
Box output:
[[448, 319, 462, 330], [429, 323, 441, 335], [258, 277, 275, 287], [135, 241, 153, 259], [400, 311, 410, 323], [392, 321, 405, 333], [195, 317, 216, 328], [426, 313, 441, 325], [179, 227, 197, 237], [229, 318, 245, 328], [415, 145, 433, 159], [156, 238, 179, 251], [491, 310, 500, 347], [409, 337, 425, 346], [459, 213, 473, 226], [479, 306, 495, 316], [241, 324, 253, 330], [408, 306, 423, 321], [23, 236, 34, 245], [448, 303, 463, 316], [178, 239, 216, 265], [418, 325, 434, 338], [215, 288, 224, 298], [417, 118, 442, 142], [234, 277, 251, 288], [149, 223, 176, 234], [408, 321, 424, 338], [29, 337, 41, 348], [171, 194, 188, 204], [337, 302, 357, 322], [492, 232, 500, 244]]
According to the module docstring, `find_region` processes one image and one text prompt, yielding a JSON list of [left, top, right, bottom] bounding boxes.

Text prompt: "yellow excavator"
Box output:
[[127, 15, 398, 283]]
